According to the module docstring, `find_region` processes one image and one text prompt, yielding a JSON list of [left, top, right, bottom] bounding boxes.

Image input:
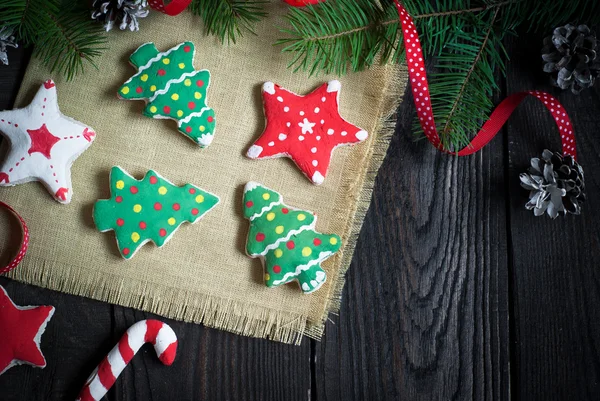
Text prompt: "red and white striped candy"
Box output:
[[76, 319, 178, 401], [0, 201, 29, 274]]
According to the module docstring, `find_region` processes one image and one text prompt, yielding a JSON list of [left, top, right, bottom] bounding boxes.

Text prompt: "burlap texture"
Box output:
[[0, 2, 406, 344]]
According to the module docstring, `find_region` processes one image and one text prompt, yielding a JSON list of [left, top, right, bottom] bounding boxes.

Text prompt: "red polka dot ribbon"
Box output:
[[0, 201, 29, 274], [394, 0, 577, 159], [148, 0, 192, 16]]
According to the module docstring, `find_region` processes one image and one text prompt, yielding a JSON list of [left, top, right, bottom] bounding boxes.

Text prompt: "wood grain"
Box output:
[[505, 31, 600, 401]]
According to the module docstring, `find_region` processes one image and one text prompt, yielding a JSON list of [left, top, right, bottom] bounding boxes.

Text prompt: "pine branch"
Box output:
[[1, 0, 106, 80], [189, 0, 268, 44]]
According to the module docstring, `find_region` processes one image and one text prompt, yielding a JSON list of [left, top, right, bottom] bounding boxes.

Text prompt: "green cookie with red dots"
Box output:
[[243, 181, 341, 294], [117, 42, 216, 148], [94, 166, 219, 259]]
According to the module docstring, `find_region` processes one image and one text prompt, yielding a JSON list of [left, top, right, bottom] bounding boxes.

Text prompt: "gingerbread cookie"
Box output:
[[94, 166, 219, 259], [243, 182, 341, 294], [117, 42, 216, 147], [0, 80, 96, 203], [246, 81, 367, 185]]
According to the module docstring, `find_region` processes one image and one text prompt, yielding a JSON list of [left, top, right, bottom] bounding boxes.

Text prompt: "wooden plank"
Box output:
[[0, 48, 312, 400], [314, 76, 511, 399], [505, 32, 600, 400]]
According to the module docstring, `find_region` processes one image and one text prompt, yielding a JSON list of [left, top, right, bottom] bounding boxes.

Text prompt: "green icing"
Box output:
[[243, 182, 341, 294], [94, 166, 219, 259], [118, 42, 216, 147]]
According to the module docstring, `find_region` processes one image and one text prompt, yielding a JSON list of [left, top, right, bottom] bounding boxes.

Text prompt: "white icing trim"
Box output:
[[246, 145, 263, 158], [263, 82, 276, 95], [326, 80, 341, 93], [197, 133, 213, 146], [244, 181, 261, 193], [355, 130, 368, 141], [311, 171, 325, 185], [126, 42, 186, 83], [149, 71, 203, 103], [249, 200, 282, 221], [272, 251, 332, 286], [253, 221, 316, 257], [177, 107, 210, 125]]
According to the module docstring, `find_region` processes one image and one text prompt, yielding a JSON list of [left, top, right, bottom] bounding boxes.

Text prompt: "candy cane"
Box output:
[[76, 319, 178, 401]]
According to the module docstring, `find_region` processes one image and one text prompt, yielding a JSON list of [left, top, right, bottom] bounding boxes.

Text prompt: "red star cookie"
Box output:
[[0, 285, 55, 375], [247, 81, 368, 185], [0, 79, 96, 204]]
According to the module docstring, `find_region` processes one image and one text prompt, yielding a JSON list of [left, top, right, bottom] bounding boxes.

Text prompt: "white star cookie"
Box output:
[[0, 80, 96, 204]]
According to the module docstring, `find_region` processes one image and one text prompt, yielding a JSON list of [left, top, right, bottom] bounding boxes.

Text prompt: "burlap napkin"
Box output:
[[0, 2, 406, 344]]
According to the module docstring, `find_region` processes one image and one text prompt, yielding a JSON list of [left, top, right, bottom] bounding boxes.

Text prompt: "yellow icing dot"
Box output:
[[158, 186, 167, 195], [131, 232, 140, 243], [184, 79, 192, 86], [115, 180, 125, 190], [133, 204, 142, 213], [178, 63, 185, 69], [150, 85, 157, 92], [199, 125, 205, 132], [330, 237, 338, 245], [274, 249, 283, 258], [195, 195, 204, 203], [171, 93, 179, 101], [275, 225, 284, 234], [302, 247, 312, 257], [141, 74, 148, 82], [194, 92, 202, 99], [262, 193, 270, 200], [266, 212, 275, 221], [177, 110, 184, 118], [168, 217, 176, 226], [162, 58, 170, 64], [297, 214, 306, 221], [265, 273, 270, 281], [149, 106, 157, 113], [121, 86, 130, 95]]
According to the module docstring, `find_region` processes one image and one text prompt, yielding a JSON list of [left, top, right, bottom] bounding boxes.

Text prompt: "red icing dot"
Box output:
[[149, 176, 158, 184], [281, 208, 289, 214], [191, 208, 199, 215], [14, 124, 17, 127], [189, 188, 196, 194], [157, 69, 166, 76], [154, 202, 162, 210], [246, 201, 254, 208], [173, 203, 181, 211], [184, 45, 191, 52], [130, 186, 138, 194], [188, 101, 195, 110], [123, 248, 130, 256], [159, 228, 167, 237], [273, 265, 281, 274], [286, 241, 295, 250], [139, 221, 147, 230], [163, 106, 171, 114], [207, 116, 214, 123], [116, 218, 125, 226], [196, 80, 204, 87], [256, 233, 265, 242], [185, 126, 192, 133], [115, 196, 123, 203], [136, 86, 143, 93], [313, 238, 322, 246]]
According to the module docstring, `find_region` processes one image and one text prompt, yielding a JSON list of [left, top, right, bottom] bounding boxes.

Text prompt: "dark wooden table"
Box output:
[[1, 30, 599, 401]]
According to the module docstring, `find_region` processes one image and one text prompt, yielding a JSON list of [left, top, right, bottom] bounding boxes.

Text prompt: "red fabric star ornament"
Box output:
[[0, 285, 55, 375], [247, 81, 368, 185]]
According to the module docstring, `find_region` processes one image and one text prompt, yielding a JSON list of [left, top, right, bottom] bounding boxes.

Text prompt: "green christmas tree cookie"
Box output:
[[94, 166, 219, 259], [117, 42, 216, 147], [243, 182, 341, 294]]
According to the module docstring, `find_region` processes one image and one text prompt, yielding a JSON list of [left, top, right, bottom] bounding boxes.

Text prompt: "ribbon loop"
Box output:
[[394, 1, 577, 159], [0, 201, 29, 274]]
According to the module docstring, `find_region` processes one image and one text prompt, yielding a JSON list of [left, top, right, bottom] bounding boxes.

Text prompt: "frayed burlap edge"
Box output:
[[6, 63, 407, 345]]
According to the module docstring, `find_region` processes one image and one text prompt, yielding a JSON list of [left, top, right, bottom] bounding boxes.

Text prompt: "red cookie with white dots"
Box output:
[[247, 81, 368, 185]]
